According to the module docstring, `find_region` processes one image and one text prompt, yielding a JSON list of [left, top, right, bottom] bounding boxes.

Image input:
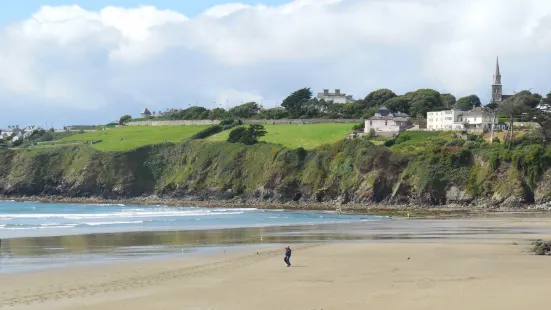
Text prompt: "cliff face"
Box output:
[[1, 139, 550, 207]]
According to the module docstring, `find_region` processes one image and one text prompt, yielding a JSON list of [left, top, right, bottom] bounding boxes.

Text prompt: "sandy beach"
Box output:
[[2, 224, 551, 310]]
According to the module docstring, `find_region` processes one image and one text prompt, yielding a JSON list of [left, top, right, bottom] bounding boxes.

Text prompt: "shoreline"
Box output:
[[2, 194, 551, 218], [2, 240, 551, 309]]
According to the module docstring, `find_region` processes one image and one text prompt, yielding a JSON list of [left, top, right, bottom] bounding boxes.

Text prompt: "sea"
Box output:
[[0, 200, 380, 273]]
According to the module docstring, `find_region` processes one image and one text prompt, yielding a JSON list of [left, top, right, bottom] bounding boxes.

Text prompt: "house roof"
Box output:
[[368, 116, 410, 121], [142, 108, 151, 114], [394, 111, 409, 117]]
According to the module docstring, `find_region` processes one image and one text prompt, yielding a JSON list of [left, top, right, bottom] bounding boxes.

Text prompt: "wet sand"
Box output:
[[1, 217, 551, 309]]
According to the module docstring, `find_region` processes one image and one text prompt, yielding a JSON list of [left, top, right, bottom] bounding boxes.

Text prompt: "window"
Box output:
[[445, 111, 452, 114], [445, 117, 452, 120], [385, 121, 388, 126], [370, 121, 372, 125]]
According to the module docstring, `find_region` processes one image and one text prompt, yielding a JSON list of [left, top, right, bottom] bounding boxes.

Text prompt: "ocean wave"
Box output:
[[0, 224, 78, 230], [79, 221, 144, 226], [213, 208, 258, 212], [88, 203, 126, 207], [0, 210, 245, 220]]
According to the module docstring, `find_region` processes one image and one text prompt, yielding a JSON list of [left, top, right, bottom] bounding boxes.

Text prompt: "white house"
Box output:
[[427, 107, 500, 132], [364, 106, 412, 136], [316, 89, 354, 104]]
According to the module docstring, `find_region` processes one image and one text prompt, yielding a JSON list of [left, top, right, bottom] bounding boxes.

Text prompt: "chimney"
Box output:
[[335, 89, 341, 96], [323, 89, 329, 95]]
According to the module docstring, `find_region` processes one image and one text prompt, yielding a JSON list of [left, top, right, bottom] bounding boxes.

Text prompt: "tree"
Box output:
[[404, 89, 442, 118], [441, 93, 456, 108], [383, 96, 410, 114], [511, 90, 542, 109], [228, 102, 260, 119], [541, 92, 551, 106], [119, 115, 132, 124], [258, 108, 289, 120], [171, 106, 210, 120], [208, 108, 227, 120], [281, 88, 312, 118], [227, 127, 247, 143], [227, 124, 267, 145], [363, 89, 397, 109], [499, 93, 531, 149], [455, 95, 481, 111]]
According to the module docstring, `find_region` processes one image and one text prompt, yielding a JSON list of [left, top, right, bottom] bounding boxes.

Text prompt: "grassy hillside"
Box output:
[[208, 124, 354, 149], [3, 128, 551, 208], [59, 126, 209, 151]]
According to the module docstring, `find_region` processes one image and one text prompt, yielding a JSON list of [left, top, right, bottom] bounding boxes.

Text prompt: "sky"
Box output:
[[1, 0, 551, 128]]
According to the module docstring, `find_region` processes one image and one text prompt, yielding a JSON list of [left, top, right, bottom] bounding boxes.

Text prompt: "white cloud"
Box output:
[[1, 0, 551, 127]]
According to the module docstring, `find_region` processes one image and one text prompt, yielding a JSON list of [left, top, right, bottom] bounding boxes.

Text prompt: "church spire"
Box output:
[[493, 56, 501, 85], [491, 56, 503, 104]]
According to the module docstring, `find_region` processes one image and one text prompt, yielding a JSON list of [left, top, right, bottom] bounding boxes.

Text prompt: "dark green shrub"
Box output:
[[190, 125, 223, 140], [395, 135, 411, 145], [445, 139, 465, 147], [219, 119, 234, 126], [384, 139, 395, 147]]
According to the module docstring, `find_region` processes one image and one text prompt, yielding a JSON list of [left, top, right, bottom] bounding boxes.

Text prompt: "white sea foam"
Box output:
[[88, 204, 126, 207], [80, 221, 144, 226], [0, 210, 245, 220]]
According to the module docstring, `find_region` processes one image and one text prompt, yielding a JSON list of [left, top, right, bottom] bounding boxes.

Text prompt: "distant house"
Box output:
[[364, 106, 412, 136], [316, 89, 354, 104], [427, 107, 508, 132], [141, 108, 152, 118]]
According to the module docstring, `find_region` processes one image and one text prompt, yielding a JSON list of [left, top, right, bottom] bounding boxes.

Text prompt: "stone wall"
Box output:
[[127, 119, 362, 126], [127, 120, 220, 126], [242, 119, 362, 125]]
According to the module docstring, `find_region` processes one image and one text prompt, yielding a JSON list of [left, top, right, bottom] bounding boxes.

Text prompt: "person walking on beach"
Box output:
[[284, 246, 292, 267]]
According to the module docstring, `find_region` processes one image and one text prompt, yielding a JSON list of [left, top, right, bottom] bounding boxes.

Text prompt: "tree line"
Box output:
[[118, 87, 551, 123]]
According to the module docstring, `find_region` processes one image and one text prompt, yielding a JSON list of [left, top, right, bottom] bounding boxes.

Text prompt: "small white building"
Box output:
[[364, 106, 412, 136], [141, 108, 152, 118], [316, 89, 354, 104], [427, 107, 497, 132]]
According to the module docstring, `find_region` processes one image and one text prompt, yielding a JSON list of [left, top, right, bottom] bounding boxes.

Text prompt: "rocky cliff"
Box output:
[[1, 138, 551, 208]]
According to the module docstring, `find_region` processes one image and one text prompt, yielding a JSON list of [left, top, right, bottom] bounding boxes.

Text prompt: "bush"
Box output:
[[463, 141, 478, 149], [445, 139, 465, 147], [467, 134, 480, 141], [384, 138, 395, 147], [219, 119, 235, 126], [395, 135, 411, 145], [11, 139, 23, 147], [352, 123, 364, 131], [368, 128, 376, 138], [227, 125, 267, 145], [190, 125, 223, 140], [492, 137, 501, 144]]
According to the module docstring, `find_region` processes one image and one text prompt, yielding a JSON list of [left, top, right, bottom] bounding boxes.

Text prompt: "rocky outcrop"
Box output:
[[1, 139, 551, 208]]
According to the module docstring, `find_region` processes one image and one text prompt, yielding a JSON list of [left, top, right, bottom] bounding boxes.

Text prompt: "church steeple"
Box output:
[[491, 56, 503, 104], [494, 57, 501, 84]]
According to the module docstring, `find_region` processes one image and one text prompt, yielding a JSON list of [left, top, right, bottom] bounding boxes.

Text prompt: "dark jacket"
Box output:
[[285, 248, 291, 258]]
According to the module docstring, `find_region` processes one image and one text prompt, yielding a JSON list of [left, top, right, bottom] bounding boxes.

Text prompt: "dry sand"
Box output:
[[1, 237, 551, 310]]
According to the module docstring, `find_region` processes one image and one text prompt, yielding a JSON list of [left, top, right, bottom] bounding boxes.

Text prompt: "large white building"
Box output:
[[364, 106, 412, 136], [316, 89, 354, 104], [427, 107, 495, 132]]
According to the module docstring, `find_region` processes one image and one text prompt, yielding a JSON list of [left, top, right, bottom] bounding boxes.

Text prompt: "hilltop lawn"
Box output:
[[60, 125, 209, 151], [208, 123, 355, 149]]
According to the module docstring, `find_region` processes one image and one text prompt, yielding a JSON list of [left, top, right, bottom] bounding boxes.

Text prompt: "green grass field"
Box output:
[[208, 124, 354, 149], [60, 126, 209, 151]]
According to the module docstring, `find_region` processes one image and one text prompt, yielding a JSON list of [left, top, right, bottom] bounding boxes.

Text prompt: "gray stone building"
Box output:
[[491, 57, 512, 105]]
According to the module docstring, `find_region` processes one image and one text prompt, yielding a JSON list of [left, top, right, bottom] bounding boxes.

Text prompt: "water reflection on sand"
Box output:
[[1, 216, 551, 273]]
